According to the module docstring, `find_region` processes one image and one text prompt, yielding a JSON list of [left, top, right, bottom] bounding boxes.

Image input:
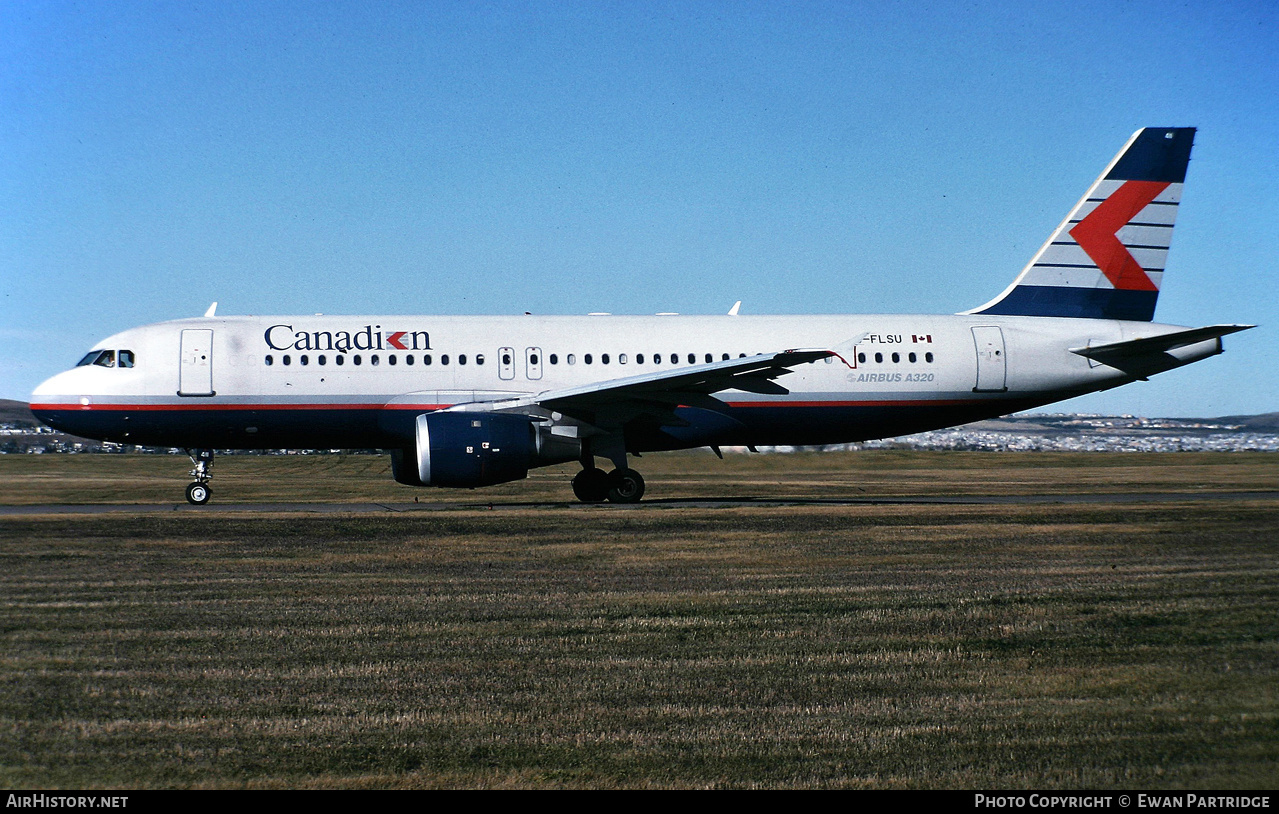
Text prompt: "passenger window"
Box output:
[[619, 354, 628, 364], [441, 355, 450, 365], [584, 354, 593, 365], [459, 354, 467, 365], [705, 353, 712, 363], [722, 353, 730, 361], [670, 354, 678, 364], [119, 350, 135, 368], [389, 355, 397, 366], [687, 353, 695, 364], [405, 355, 414, 366], [476, 354, 485, 365], [424, 355, 432, 365], [909, 352, 917, 363], [371, 355, 380, 365], [601, 354, 609, 364], [319, 355, 327, 366], [858, 352, 867, 363], [265, 355, 274, 366], [636, 354, 645, 364], [336, 355, 345, 366], [283, 355, 292, 366], [548, 354, 556, 365], [891, 353, 899, 363], [875, 353, 883, 363], [926, 352, 934, 363], [353, 355, 362, 365], [567, 354, 576, 365], [301, 355, 310, 365]]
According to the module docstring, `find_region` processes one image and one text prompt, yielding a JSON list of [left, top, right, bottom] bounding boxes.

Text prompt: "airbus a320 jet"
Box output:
[[31, 128, 1251, 504]]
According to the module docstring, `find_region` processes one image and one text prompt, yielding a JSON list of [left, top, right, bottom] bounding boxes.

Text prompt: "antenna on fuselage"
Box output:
[[203, 302, 218, 318], [728, 301, 741, 316]]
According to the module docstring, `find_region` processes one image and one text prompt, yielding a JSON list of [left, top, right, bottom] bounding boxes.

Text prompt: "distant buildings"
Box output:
[[741, 414, 1279, 454]]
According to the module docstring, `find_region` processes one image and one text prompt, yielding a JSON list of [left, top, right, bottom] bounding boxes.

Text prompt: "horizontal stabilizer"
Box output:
[[1070, 324, 1253, 379]]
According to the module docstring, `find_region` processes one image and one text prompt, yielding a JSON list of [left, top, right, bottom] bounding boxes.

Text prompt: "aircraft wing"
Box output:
[[531, 349, 834, 429], [1070, 324, 1253, 379]]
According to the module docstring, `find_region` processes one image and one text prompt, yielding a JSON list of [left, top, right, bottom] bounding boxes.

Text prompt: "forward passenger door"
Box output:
[[178, 329, 215, 397]]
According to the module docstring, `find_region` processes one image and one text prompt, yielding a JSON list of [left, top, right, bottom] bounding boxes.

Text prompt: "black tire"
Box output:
[[607, 468, 645, 504], [571, 467, 610, 503], [185, 482, 211, 505]]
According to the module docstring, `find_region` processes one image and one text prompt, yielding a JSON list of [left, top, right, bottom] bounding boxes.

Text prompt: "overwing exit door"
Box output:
[[178, 329, 215, 396]]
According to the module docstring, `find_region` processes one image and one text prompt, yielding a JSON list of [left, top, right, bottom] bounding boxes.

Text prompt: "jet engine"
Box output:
[[390, 411, 578, 488]]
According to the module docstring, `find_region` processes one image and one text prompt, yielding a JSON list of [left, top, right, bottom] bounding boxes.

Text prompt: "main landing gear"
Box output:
[[185, 449, 214, 505], [572, 466, 645, 504], [572, 440, 646, 505]]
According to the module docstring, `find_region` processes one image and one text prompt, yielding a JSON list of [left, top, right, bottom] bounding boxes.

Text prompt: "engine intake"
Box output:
[[390, 412, 576, 488]]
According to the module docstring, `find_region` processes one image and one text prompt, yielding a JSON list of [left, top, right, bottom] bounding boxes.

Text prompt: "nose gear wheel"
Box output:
[[184, 449, 214, 505]]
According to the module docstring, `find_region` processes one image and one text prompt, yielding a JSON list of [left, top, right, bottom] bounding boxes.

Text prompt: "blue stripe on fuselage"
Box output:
[[35, 398, 1053, 453], [974, 285, 1157, 321]]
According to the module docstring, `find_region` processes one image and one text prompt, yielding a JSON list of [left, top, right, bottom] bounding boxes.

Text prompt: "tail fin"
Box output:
[[966, 127, 1195, 321]]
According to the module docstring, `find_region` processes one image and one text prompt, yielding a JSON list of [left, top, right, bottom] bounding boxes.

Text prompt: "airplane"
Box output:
[[30, 127, 1252, 505]]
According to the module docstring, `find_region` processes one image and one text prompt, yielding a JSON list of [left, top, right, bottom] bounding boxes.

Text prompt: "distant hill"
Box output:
[[0, 399, 37, 427], [1207, 413, 1279, 430]]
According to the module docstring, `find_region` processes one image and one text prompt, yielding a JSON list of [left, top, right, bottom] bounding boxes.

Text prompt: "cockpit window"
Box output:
[[76, 350, 116, 368], [75, 349, 134, 368]]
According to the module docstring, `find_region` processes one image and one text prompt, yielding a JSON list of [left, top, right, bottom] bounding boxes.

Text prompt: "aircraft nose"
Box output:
[[29, 369, 93, 432], [31, 369, 81, 404]]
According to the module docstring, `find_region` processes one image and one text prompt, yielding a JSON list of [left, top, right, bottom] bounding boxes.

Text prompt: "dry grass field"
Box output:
[[1, 451, 1277, 788], [1, 448, 1277, 504]]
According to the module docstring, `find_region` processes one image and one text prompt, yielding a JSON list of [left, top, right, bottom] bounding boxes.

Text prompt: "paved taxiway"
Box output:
[[3, 491, 1277, 516]]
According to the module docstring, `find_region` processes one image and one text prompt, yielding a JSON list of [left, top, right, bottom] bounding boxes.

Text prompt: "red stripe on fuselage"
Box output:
[[29, 402, 451, 412], [33, 398, 995, 413]]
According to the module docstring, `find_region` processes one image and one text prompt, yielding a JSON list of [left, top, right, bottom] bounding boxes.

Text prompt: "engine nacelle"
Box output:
[[390, 412, 577, 488]]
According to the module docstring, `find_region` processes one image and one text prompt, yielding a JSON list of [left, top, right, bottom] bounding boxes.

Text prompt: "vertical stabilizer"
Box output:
[[967, 127, 1195, 321]]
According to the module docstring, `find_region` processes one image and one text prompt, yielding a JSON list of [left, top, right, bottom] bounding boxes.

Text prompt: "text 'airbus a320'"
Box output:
[[31, 127, 1251, 504]]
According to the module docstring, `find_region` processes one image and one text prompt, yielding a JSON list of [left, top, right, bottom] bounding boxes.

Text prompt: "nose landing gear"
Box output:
[[185, 449, 214, 505]]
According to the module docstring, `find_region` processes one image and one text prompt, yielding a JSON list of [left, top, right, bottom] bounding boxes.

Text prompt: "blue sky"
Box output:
[[4, 0, 1276, 417]]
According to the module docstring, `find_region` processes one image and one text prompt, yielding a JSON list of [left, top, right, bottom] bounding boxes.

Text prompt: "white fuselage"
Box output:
[[30, 312, 1217, 454]]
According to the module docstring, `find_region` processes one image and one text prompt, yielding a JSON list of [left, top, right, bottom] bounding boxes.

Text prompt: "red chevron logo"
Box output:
[[1069, 179, 1168, 292]]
